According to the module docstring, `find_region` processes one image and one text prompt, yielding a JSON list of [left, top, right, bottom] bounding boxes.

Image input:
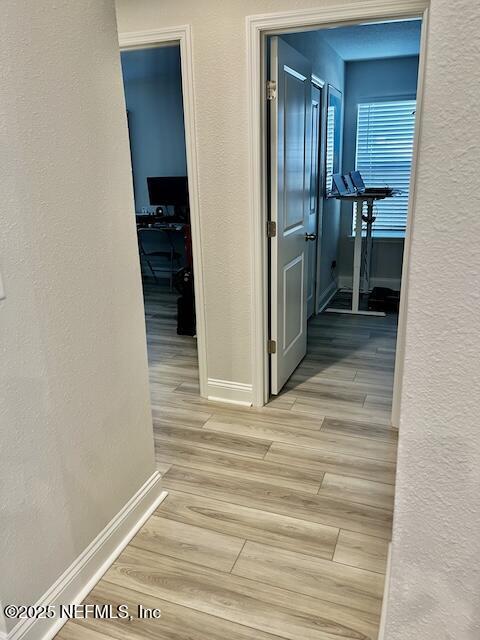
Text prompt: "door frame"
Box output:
[[311, 74, 327, 317], [247, 0, 430, 421], [119, 25, 208, 398]]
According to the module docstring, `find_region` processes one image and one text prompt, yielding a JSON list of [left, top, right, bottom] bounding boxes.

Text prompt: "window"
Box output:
[[325, 85, 342, 194], [354, 99, 416, 235], [325, 108, 335, 193]]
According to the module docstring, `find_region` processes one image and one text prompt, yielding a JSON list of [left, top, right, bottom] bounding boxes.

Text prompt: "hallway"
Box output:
[[58, 287, 398, 640], [3, 1, 475, 638]]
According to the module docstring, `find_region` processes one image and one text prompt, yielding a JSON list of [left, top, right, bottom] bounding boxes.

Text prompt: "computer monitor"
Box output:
[[331, 173, 349, 196], [343, 173, 356, 194], [147, 176, 189, 208], [332, 173, 357, 196], [349, 171, 366, 193]]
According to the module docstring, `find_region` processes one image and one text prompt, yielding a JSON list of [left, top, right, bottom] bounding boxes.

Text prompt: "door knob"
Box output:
[[305, 233, 317, 241]]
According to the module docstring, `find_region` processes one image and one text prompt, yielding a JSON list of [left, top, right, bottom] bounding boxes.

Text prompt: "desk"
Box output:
[[136, 218, 185, 232], [136, 219, 193, 284], [328, 193, 389, 317]]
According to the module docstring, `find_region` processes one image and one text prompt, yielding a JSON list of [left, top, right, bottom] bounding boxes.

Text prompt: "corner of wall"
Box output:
[[5, 473, 166, 640]]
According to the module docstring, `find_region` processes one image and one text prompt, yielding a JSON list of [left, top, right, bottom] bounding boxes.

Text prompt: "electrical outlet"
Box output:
[[331, 260, 337, 270]]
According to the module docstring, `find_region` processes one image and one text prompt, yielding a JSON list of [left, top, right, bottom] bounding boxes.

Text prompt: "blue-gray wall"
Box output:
[[281, 32, 345, 305], [121, 46, 187, 212], [339, 56, 419, 288]]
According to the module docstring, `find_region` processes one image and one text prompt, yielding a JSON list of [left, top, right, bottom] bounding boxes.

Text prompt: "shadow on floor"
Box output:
[[271, 292, 399, 424]]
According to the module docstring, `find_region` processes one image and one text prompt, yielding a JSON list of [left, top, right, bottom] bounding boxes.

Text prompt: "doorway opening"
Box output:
[[257, 14, 426, 427], [120, 44, 199, 415], [119, 29, 208, 429], [249, 7, 427, 630]]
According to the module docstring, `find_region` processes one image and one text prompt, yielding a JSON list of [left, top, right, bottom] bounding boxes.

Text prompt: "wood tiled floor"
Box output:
[[57, 284, 398, 640]]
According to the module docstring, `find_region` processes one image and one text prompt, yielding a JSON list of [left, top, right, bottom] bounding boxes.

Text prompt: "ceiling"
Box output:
[[320, 20, 422, 61]]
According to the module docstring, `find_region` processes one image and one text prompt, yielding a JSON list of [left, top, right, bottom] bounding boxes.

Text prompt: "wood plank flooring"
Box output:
[[57, 285, 398, 640]]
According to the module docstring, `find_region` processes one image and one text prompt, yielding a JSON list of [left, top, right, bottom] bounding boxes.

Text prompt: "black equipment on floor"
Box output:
[[368, 287, 400, 313], [174, 267, 196, 336]]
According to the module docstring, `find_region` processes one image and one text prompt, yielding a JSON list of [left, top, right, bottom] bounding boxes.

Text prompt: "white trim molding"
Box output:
[[316, 281, 338, 314], [207, 378, 253, 406], [118, 26, 209, 400], [6, 472, 166, 640], [246, 0, 430, 409], [378, 542, 393, 640], [0, 608, 8, 640]]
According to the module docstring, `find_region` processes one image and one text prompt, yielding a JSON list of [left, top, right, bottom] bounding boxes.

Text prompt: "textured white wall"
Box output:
[[0, 0, 155, 629], [385, 1, 480, 637], [116, 0, 352, 384], [116, 0, 480, 636]]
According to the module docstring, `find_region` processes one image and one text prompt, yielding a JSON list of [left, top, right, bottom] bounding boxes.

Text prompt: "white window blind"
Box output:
[[354, 99, 416, 234], [325, 105, 335, 193]]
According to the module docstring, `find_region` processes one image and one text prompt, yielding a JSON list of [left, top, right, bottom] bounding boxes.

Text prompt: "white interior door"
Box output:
[[307, 84, 321, 318], [269, 37, 312, 395]]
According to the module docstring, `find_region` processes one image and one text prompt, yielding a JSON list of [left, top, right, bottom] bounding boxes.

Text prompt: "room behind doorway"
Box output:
[[265, 19, 422, 424]]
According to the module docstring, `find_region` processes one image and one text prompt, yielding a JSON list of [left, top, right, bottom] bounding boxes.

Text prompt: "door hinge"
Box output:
[[267, 339, 277, 354], [266, 80, 276, 101], [267, 220, 276, 238]]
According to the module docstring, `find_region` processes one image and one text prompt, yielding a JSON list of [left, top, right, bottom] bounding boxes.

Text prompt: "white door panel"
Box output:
[[284, 69, 307, 231], [283, 254, 304, 352], [269, 37, 312, 395]]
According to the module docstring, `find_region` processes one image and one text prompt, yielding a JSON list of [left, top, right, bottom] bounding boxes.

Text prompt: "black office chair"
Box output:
[[137, 228, 181, 290]]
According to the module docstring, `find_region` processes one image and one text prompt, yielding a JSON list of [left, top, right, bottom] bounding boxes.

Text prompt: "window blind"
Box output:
[[325, 104, 335, 193], [354, 99, 416, 234]]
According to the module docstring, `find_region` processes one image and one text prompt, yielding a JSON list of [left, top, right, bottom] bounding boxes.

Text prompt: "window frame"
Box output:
[[352, 94, 417, 238]]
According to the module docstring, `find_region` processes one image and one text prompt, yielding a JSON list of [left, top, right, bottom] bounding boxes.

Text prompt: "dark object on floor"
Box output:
[[368, 287, 400, 313], [174, 267, 196, 335]]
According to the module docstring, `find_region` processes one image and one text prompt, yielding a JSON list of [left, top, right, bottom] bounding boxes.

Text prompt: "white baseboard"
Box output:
[[337, 275, 401, 291], [377, 542, 392, 640], [316, 281, 338, 314], [0, 611, 8, 640], [7, 472, 167, 640], [207, 378, 253, 406]]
